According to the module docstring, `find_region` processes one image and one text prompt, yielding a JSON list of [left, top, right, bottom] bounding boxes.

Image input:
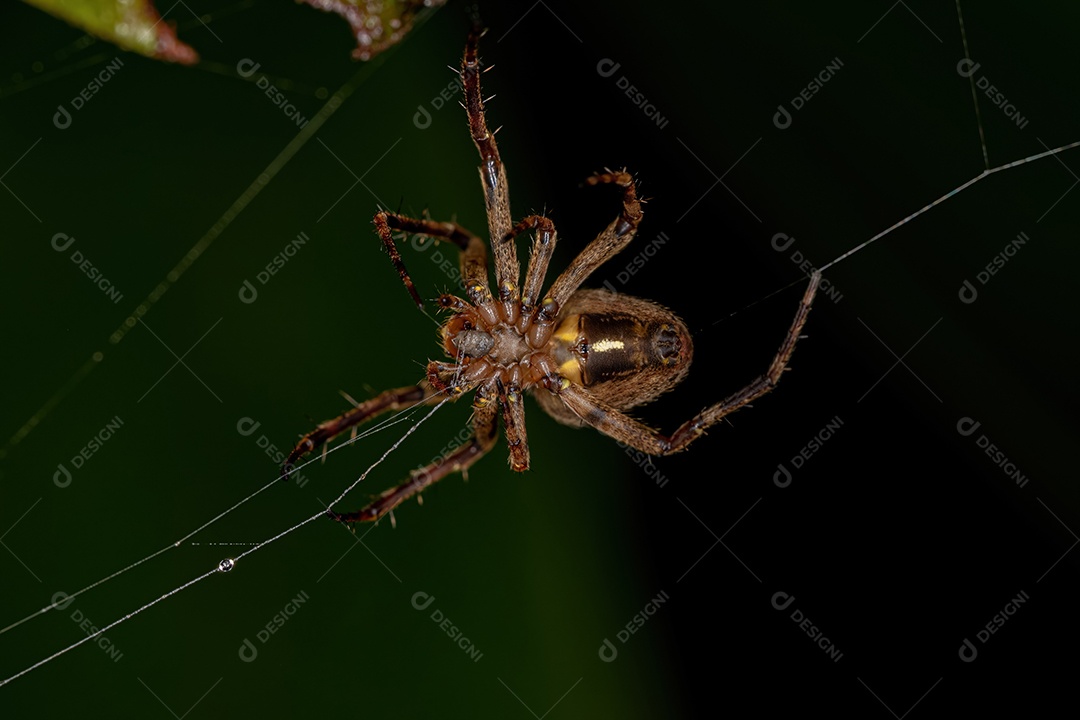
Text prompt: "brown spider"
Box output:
[[282, 29, 821, 524]]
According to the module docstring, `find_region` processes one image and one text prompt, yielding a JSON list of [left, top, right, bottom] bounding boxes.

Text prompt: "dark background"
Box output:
[[1, 1, 1078, 717]]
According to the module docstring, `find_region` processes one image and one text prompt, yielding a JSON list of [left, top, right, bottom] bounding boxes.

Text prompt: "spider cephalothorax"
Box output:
[[281, 28, 820, 525]]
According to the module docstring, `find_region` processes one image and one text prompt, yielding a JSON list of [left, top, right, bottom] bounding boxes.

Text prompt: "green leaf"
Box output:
[[301, 0, 448, 60], [21, 0, 198, 64]]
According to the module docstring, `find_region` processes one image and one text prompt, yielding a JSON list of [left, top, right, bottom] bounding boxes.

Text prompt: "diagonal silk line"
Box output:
[[1, 56, 389, 459], [0, 398, 447, 689], [819, 139, 1080, 274]]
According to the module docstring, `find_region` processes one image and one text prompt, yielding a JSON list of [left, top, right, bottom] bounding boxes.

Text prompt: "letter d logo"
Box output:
[[53, 105, 72, 130], [54, 463, 72, 488]]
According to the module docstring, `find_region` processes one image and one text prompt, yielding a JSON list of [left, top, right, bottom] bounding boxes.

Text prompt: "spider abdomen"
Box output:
[[574, 315, 685, 385], [535, 289, 693, 427]]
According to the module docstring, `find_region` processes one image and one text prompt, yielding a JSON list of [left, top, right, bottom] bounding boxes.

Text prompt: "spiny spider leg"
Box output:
[[330, 391, 500, 525], [282, 384, 437, 481], [462, 28, 519, 299], [496, 377, 529, 471], [546, 171, 642, 306], [374, 211, 491, 309], [286, 210, 495, 481], [504, 215, 558, 311], [553, 271, 822, 455]]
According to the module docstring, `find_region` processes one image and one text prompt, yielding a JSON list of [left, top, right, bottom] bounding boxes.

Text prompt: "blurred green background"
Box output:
[[2, 1, 1078, 716]]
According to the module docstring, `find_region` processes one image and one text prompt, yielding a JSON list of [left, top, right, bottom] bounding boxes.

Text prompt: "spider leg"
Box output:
[[551, 272, 821, 455], [496, 378, 529, 472], [282, 384, 437, 481], [546, 171, 643, 307], [330, 397, 500, 524], [462, 29, 519, 299], [504, 215, 558, 312], [374, 211, 490, 308]]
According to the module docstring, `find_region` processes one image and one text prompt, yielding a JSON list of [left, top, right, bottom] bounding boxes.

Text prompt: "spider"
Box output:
[[282, 28, 822, 524]]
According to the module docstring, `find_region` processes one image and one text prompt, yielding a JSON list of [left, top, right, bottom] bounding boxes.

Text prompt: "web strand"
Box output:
[[705, 138, 1080, 332], [0, 398, 431, 639], [818, 139, 1080, 273], [0, 397, 447, 688], [0, 568, 219, 689], [956, 0, 989, 170]]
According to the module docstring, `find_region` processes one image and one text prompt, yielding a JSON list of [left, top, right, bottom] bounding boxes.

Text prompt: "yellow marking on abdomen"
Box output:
[[558, 358, 582, 385], [591, 339, 625, 353], [554, 315, 581, 343]]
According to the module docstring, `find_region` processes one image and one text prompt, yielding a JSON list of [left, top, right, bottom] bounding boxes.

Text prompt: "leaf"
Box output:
[[21, 0, 198, 64], [24, 0, 444, 66], [301, 0, 447, 60]]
